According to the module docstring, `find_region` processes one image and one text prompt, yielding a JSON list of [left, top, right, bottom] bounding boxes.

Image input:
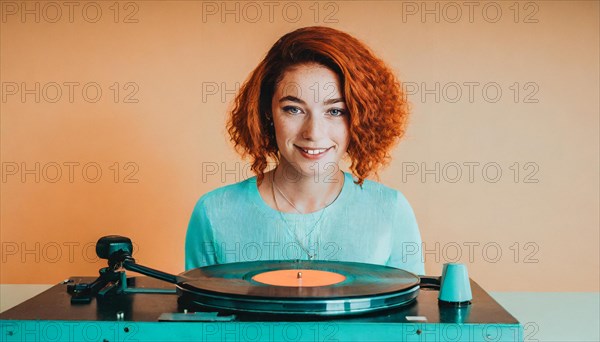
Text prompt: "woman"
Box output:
[[185, 26, 424, 275]]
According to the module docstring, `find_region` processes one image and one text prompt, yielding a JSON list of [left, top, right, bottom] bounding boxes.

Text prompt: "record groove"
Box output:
[[177, 260, 420, 316]]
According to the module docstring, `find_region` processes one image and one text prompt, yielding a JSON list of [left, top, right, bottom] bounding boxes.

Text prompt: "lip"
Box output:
[[294, 145, 333, 160]]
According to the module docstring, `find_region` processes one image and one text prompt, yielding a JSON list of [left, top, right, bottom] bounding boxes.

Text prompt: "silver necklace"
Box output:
[[273, 182, 303, 214], [271, 173, 331, 260]]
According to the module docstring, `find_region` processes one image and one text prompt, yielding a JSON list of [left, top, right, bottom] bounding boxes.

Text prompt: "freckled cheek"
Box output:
[[273, 124, 298, 145], [333, 125, 350, 149]]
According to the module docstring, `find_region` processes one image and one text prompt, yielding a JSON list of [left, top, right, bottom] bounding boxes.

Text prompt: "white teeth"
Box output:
[[303, 148, 327, 155]]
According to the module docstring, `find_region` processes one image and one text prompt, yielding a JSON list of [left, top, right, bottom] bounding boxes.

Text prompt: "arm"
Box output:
[[185, 197, 218, 270], [386, 191, 425, 275]]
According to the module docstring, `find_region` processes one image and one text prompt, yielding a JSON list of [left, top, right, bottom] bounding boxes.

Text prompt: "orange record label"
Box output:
[[252, 269, 346, 287]]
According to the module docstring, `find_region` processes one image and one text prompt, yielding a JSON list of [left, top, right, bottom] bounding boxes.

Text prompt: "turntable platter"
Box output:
[[177, 260, 420, 316]]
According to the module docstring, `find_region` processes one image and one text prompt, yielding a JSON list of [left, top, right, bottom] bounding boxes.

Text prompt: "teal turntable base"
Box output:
[[0, 276, 522, 341]]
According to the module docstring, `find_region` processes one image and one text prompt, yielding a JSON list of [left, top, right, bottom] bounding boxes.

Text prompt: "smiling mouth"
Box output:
[[295, 146, 332, 155]]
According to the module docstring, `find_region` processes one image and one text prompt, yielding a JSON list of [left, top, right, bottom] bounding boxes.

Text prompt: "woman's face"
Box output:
[[271, 63, 350, 180]]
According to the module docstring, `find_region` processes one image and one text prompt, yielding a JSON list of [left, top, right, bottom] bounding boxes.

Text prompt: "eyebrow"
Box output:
[[278, 96, 345, 105], [278, 96, 305, 104], [324, 98, 345, 105]]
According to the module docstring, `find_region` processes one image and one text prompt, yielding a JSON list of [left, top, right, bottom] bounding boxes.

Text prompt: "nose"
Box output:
[[301, 115, 325, 141]]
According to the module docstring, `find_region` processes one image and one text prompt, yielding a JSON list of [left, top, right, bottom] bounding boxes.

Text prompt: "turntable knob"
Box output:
[[438, 263, 472, 306]]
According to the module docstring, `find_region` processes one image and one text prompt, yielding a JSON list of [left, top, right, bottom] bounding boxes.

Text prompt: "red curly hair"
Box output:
[[227, 26, 409, 186]]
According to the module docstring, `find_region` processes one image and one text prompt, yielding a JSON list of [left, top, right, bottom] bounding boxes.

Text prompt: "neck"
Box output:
[[272, 164, 344, 214]]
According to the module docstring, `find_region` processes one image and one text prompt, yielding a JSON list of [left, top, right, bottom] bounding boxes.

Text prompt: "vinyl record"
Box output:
[[177, 260, 420, 316]]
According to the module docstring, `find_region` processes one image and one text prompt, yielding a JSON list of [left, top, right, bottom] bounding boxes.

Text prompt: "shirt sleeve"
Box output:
[[386, 191, 425, 275], [185, 197, 218, 270]]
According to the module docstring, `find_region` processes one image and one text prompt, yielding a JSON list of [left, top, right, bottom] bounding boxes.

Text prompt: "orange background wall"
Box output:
[[1, 0, 598, 292]]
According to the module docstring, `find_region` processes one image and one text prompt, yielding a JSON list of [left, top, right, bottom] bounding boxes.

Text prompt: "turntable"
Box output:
[[0, 236, 523, 341]]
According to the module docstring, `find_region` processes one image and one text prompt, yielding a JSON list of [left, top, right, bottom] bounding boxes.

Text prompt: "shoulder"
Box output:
[[192, 177, 257, 212], [341, 173, 414, 221], [346, 173, 410, 206]]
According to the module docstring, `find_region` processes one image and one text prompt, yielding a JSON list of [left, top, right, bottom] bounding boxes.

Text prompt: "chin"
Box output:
[[298, 160, 341, 179]]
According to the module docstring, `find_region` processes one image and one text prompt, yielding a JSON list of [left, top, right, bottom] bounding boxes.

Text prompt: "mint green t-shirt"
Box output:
[[185, 172, 425, 275]]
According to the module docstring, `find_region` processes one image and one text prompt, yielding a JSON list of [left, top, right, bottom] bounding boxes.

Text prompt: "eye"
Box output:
[[282, 106, 303, 115], [328, 108, 346, 117]]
